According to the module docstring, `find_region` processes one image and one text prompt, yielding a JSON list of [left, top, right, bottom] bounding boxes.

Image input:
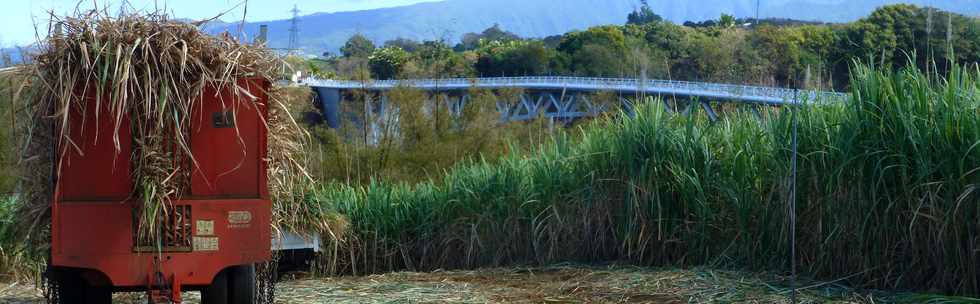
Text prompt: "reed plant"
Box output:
[[311, 62, 980, 295]]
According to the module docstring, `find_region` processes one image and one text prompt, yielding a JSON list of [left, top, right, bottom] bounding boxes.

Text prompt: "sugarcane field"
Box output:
[[0, 1, 979, 303]]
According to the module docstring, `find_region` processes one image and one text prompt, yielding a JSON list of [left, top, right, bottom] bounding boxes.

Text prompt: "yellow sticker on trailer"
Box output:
[[196, 220, 214, 235]]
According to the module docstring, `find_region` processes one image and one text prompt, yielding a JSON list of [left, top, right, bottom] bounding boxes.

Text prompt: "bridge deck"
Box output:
[[299, 76, 848, 105]]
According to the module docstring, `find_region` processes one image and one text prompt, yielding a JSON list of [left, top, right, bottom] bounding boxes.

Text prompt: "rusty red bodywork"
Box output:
[[50, 78, 271, 290]]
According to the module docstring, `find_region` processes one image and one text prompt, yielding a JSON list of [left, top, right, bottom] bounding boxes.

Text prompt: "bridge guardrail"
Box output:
[[300, 76, 848, 105]]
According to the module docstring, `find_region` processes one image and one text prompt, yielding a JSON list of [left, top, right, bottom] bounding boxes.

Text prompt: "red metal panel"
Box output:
[[52, 79, 272, 289], [52, 199, 271, 287], [59, 92, 132, 201], [190, 79, 269, 198]]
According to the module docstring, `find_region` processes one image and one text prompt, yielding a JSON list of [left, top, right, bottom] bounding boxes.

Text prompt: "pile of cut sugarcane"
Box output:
[[10, 9, 319, 254]]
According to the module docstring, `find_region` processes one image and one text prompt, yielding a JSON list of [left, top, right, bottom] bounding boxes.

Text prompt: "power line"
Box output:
[[119, 0, 133, 16], [789, 90, 799, 304], [947, 10, 953, 55], [288, 4, 301, 53], [927, 2, 933, 75]]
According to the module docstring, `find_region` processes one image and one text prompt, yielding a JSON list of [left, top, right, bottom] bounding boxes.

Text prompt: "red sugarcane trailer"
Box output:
[[48, 78, 272, 304]]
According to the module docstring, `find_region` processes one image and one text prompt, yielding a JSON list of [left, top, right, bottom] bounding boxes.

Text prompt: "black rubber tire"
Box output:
[[53, 271, 84, 304], [228, 264, 256, 304], [83, 285, 112, 304], [201, 269, 229, 304]]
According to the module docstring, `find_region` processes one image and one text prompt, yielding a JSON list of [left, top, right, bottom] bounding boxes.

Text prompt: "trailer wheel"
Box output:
[[201, 269, 229, 304], [52, 270, 110, 304], [84, 285, 112, 304], [52, 272, 83, 304], [228, 264, 256, 304]]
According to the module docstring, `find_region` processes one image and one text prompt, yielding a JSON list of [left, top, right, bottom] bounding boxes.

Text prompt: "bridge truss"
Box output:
[[301, 76, 848, 129]]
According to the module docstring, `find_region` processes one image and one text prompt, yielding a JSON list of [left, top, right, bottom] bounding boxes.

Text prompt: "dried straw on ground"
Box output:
[[13, 9, 313, 253], [8, 265, 971, 303]]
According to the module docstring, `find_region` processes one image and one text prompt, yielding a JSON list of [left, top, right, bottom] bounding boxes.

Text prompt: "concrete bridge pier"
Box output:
[[314, 87, 341, 129], [701, 101, 719, 121]]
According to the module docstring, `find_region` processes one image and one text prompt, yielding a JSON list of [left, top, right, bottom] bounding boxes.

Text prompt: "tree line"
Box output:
[[307, 4, 980, 91], [294, 3, 980, 185]]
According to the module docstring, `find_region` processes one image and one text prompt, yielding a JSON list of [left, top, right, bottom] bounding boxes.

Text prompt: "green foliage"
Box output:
[[570, 44, 626, 77], [414, 41, 455, 65], [387, 40, 474, 79], [474, 40, 555, 77], [0, 76, 17, 194], [306, 61, 337, 79], [341, 34, 377, 58], [558, 26, 629, 76], [308, 87, 559, 185], [637, 21, 694, 62], [383, 37, 422, 52], [751, 25, 834, 87], [830, 4, 980, 87], [685, 30, 735, 82], [626, 4, 663, 25], [369, 46, 411, 80], [863, 4, 923, 67], [0, 76, 37, 280], [719, 13, 736, 29], [312, 63, 980, 296], [320, 4, 980, 90], [285, 54, 338, 79], [557, 25, 627, 55], [456, 24, 521, 51], [0, 196, 19, 278]]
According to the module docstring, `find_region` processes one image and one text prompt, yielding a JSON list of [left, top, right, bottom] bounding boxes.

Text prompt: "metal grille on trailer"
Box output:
[[133, 205, 193, 252]]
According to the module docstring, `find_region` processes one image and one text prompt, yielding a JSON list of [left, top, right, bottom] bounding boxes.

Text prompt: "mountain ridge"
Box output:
[[206, 0, 980, 54]]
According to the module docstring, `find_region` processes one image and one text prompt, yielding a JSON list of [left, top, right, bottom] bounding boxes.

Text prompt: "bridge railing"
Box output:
[[300, 76, 848, 104]]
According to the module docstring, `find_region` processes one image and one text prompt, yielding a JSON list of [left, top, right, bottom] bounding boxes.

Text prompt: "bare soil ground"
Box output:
[[0, 265, 964, 303]]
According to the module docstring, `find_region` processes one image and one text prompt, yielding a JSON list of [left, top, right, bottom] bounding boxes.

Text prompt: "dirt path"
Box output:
[[0, 265, 950, 303]]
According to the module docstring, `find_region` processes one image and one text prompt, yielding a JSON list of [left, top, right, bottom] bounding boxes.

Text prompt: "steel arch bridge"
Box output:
[[300, 76, 848, 128]]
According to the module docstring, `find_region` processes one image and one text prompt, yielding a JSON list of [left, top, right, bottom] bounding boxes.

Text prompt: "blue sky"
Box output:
[[0, 0, 443, 47]]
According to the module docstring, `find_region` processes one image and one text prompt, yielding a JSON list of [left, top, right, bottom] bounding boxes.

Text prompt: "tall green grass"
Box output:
[[0, 196, 37, 281], [0, 61, 972, 295], [312, 63, 979, 295]]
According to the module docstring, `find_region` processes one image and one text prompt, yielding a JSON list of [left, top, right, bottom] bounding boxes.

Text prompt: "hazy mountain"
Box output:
[[206, 0, 638, 54], [207, 0, 980, 54], [644, 0, 979, 25], [0, 47, 28, 66]]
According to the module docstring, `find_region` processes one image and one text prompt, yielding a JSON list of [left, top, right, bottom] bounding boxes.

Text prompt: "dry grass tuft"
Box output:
[[266, 87, 335, 238]]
